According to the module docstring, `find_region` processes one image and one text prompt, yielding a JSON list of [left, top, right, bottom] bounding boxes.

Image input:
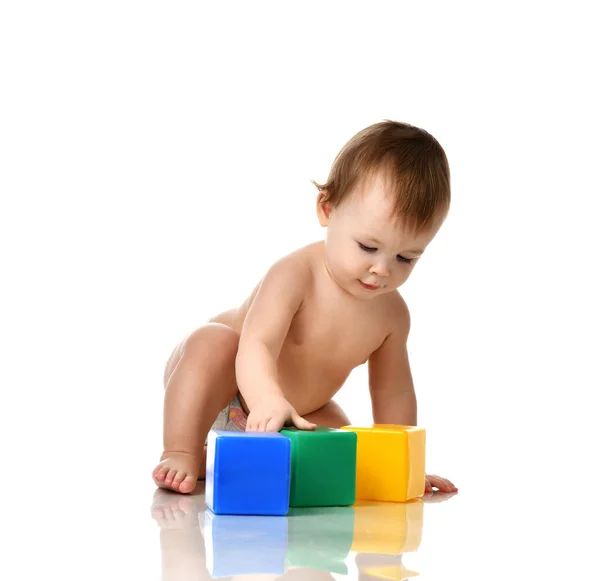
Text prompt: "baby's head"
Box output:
[[313, 120, 451, 298]]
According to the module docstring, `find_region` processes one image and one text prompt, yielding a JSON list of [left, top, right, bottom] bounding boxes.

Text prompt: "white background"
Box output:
[[2, 2, 599, 580]]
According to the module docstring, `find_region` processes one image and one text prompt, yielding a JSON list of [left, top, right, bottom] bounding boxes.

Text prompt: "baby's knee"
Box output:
[[303, 399, 350, 429], [182, 323, 240, 369]]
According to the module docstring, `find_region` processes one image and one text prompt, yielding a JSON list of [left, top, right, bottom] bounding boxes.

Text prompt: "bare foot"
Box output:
[[153, 451, 200, 494]]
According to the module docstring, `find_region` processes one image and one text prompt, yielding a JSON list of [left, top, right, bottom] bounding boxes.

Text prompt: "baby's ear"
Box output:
[[316, 192, 331, 226]]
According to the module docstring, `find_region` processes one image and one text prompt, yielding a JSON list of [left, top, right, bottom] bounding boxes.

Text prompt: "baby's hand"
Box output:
[[246, 396, 317, 432], [425, 473, 458, 493]]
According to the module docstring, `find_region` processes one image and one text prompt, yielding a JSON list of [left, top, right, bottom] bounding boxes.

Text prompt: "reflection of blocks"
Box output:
[[361, 564, 419, 580], [285, 506, 355, 574], [203, 512, 288, 577], [355, 553, 419, 580], [340, 424, 425, 502], [351, 500, 424, 554], [280, 427, 357, 507], [206, 430, 291, 515]]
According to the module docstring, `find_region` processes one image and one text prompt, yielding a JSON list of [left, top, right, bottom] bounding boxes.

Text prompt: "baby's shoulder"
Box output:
[[376, 290, 411, 335], [271, 242, 324, 280], [257, 244, 316, 301], [384, 290, 410, 316], [269, 244, 316, 280]]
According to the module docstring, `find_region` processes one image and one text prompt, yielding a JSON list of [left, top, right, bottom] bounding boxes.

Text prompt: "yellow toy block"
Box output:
[[340, 424, 425, 502], [351, 499, 423, 554]]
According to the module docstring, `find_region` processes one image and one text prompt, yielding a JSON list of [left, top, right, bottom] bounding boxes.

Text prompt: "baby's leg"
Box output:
[[302, 400, 351, 429], [153, 323, 240, 494]]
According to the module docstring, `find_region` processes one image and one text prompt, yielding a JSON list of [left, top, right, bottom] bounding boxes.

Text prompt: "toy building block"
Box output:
[[285, 506, 355, 574], [203, 511, 288, 577], [351, 499, 424, 554], [340, 424, 425, 502], [280, 427, 357, 507], [206, 430, 291, 515]]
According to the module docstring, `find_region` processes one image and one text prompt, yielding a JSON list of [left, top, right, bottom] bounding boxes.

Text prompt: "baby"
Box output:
[[153, 120, 458, 495]]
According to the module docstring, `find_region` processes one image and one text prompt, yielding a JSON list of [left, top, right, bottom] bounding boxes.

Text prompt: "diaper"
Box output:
[[210, 394, 248, 433]]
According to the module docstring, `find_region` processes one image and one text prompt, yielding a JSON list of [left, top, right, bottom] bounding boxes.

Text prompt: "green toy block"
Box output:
[[280, 427, 357, 507], [285, 506, 355, 574]]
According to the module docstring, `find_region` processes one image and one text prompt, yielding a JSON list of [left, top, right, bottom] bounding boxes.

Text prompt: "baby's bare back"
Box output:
[[211, 242, 400, 415]]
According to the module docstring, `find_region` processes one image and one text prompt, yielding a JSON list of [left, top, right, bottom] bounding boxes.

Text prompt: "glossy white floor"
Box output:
[[10, 418, 596, 581], [150, 480, 452, 581], [145, 454, 598, 581]]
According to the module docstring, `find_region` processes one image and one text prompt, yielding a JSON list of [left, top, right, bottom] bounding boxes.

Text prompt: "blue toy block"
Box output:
[[206, 430, 291, 516], [203, 512, 288, 577]]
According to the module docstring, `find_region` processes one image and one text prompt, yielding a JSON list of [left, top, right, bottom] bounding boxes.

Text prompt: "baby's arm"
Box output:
[[235, 255, 316, 432], [368, 297, 417, 425], [368, 297, 457, 493]]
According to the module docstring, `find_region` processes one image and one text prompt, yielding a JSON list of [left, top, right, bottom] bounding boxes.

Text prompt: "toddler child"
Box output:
[[153, 120, 458, 495]]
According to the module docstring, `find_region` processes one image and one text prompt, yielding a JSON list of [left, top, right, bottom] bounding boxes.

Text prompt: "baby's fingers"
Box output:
[[427, 474, 458, 492], [245, 415, 263, 432], [265, 416, 285, 432], [292, 412, 317, 431]]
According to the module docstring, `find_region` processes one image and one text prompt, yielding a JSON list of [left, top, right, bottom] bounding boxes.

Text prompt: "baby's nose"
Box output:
[[369, 261, 390, 277]]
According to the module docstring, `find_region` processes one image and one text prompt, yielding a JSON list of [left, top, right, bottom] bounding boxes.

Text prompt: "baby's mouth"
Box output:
[[359, 280, 379, 290]]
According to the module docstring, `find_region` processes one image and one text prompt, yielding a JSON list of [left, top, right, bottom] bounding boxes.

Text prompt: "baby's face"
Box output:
[[319, 170, 444, 299]]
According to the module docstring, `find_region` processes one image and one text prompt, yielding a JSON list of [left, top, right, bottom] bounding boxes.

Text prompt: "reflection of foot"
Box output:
[[422, 490, 458, 504], [152, 451, 200, 493], [150, 488, 201, 530]]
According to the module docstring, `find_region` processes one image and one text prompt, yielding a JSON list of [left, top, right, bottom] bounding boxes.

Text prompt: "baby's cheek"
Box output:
[[397, 271, 411, 287], [346, 252, 365, 271], [349, 258, 364, 277], [331, 253, 351, 276]]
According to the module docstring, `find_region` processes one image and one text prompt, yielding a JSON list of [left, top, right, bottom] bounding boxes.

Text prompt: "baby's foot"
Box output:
[[153, 451, 200, 494], [151, 489, 200, 530]]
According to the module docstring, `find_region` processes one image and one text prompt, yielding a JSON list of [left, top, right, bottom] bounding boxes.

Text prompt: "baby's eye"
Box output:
[[358, 242, 377, 252], [397, 255, 413, 264]]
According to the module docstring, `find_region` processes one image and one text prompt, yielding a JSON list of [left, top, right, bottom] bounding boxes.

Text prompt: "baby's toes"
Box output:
[[153, 466, 168, 483], [177, 473, 197, 494], [164, 468, 178, 486], [170, 470, 187, 491]]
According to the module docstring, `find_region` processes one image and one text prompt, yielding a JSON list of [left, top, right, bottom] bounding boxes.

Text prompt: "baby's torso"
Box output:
[[211, 243, 398, 414]]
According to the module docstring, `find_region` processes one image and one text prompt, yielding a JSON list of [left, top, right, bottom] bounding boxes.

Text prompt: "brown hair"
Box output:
[[312, 120, 451, 233]]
